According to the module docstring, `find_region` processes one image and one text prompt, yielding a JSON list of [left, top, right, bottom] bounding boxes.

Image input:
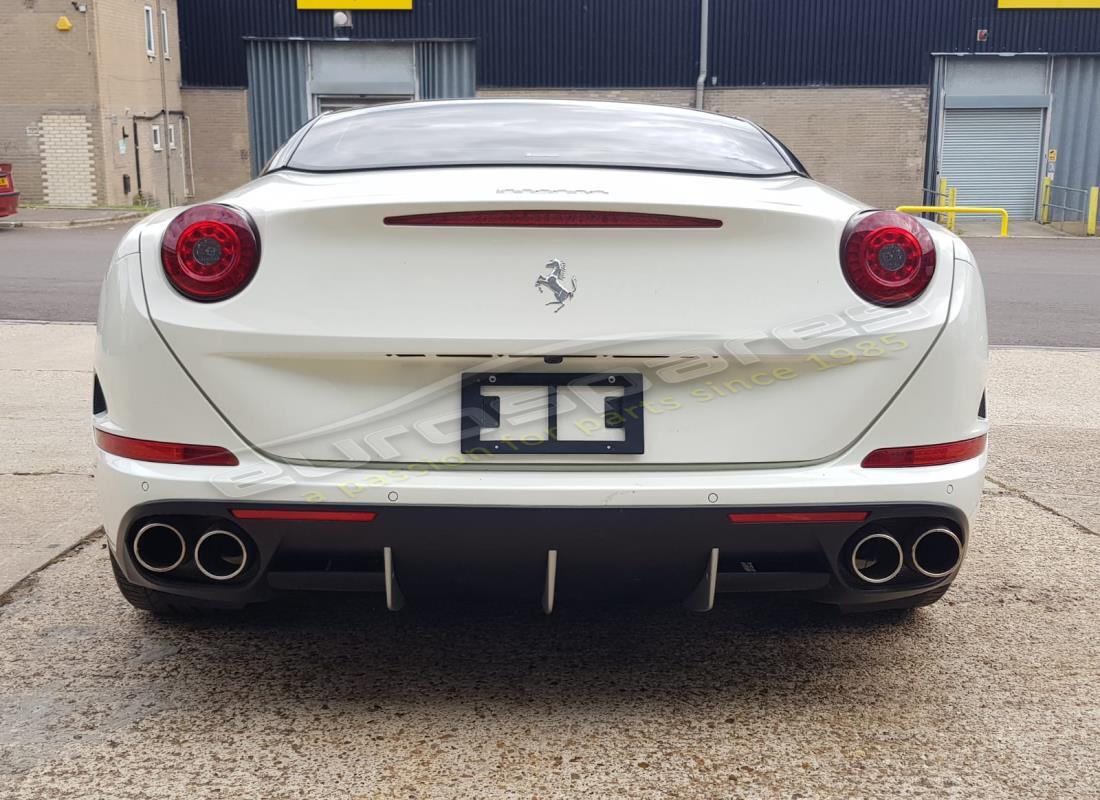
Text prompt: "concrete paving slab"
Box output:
[[0, 324, 96, 595], [0, 370, 94, 475], [0, 476, 99, 595], [0, 322, 95, 371], [0, 489, 1096, 800], [987, 348, 1100, 533], [0, 207, 146, 230], [956, 219, 1079, 238]]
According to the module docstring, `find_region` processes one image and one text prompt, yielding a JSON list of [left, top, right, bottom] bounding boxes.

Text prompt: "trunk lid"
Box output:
[[140, 167, 954, 467]]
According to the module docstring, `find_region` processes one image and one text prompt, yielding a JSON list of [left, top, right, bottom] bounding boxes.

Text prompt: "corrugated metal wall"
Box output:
[[246, 40, 309, 176], [708, 0, 1100, 88], [181, 0, 1100, 90], [181, 0, 697, 89], [1050, 57, 1100, 198], [417, 41, 476, 99], [245, 39, 476, 174]]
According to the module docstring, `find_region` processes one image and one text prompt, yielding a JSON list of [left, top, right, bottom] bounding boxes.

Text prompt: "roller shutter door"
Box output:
[[940, 108, 1044, 219]]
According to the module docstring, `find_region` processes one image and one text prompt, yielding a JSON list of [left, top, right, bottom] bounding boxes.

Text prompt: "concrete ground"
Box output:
[[0, 320, 1097, 798], [953, 218, 1072, 238], [0, 324, 97, 596], [0, 206, 146, 230]]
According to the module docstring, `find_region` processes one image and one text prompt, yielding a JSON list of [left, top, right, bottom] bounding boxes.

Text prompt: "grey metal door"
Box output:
[[940, 108, 1044, 219]]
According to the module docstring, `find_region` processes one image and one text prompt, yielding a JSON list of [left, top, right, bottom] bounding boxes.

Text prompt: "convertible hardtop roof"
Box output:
[[271, 98, 803, 178]]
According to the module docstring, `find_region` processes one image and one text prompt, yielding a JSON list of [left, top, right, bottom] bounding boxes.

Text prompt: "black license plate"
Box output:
[[460, 372, 644, 455]]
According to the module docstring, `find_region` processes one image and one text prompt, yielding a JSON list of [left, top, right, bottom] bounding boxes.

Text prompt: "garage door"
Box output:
[[940, 108, 1044, 219]]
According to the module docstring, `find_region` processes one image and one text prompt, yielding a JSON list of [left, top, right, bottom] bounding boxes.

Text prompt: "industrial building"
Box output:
[[5, 1, 1100, 223]]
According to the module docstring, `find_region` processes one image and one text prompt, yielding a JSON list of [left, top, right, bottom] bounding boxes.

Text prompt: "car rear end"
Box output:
[[0, 163, 20, 218], [93, 100, 988, 615]]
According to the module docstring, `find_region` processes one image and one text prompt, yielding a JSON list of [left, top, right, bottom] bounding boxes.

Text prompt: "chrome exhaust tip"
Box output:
[[910, 527, 963, 579], [850, 531, 904, 585], [132, 522, 186, 574], [194, 529, 249, 582]]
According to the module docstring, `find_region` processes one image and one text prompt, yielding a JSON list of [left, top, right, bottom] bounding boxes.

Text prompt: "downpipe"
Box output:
[[194, 529, 249, 581], [694, 0, 709, 109], [908, 528, 963, 579]]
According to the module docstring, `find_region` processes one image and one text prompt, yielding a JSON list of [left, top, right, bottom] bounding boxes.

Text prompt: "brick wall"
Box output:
[[93, 0, 186, 206], [39, 115, 98, 205], [181, 88, 253, 201], [0, 0, 187, 207], [704, 87, 929, 209], [0, 0, 101, 203], [477, 87, 929, 209]]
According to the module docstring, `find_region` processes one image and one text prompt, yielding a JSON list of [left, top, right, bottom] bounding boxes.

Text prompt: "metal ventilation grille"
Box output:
[[940, 108, 1044, 220]]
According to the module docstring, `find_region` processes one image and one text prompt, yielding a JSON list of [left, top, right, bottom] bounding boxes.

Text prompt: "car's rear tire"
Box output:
[[110, 551, 226, 616], [834, 584, 952, 616]]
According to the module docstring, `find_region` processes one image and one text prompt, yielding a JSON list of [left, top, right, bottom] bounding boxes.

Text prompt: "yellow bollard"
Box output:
[[937, 177, 949, 225], [947, 187, 957, 232], [1040, 177, 1052, 224], [1088, 187, 1098, 237]]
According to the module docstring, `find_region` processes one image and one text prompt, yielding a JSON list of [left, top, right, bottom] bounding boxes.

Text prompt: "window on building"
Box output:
[[143, 6, 155, 56], [160, 9, 170, 59], [151, 125, 162, 152], [168, 124, 176, 150]]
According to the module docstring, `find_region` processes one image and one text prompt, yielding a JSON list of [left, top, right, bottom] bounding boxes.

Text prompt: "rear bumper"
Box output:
[[0, 191, 20, 217], [101, 447, 984, 610]]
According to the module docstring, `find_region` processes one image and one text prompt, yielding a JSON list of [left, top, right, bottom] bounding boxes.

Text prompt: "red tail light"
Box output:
[[95, 429, 239, 466], [861, 435, 986, 468], [161, 204, 259, 301], [840, 210, 935, 306], [384, 210, 722, 228]]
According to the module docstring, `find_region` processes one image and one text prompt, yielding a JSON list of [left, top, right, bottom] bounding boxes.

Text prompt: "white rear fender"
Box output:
[[94, 246, 252, 536]]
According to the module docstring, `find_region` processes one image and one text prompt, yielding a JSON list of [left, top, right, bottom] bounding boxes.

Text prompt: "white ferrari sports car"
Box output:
[[95, 99, 987, 616]]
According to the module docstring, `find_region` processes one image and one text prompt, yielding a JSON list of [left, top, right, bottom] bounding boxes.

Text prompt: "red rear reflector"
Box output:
[[861, 435, 987, 468], [727, 511, 869, 524], [230, 509, 378, 522], [383, 210, 722, 228], [94, 429, 238, 466]]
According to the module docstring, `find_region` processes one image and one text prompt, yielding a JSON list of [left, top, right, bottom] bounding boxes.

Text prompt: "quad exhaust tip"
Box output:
[[910, 527, 963, 578], [194, 529, 249, 582], [850, 531, 904, 585], [132, 522, 187, 574]]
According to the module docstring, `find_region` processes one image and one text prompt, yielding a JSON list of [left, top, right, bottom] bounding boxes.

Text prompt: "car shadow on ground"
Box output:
[[130, 591, 932, 710]]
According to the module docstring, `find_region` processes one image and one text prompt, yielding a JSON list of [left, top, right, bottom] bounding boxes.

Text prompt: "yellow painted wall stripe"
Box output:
[[999, 1, 1100, 8], [297, 0, 412, 10]]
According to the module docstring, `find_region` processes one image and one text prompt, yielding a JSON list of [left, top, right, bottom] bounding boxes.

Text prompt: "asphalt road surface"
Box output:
[[1, 225, 1098, 347], [0, 226, 124, 323], [967, 237, 1100, 348]]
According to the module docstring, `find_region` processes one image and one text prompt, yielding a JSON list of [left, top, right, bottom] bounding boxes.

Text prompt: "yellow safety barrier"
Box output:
[[1088, 186, 1098, 237], [947, 187, 958, 232], [937, 177, 949, 227], [896, 206, 1009, 237], [1040, 176, 1052, 224]]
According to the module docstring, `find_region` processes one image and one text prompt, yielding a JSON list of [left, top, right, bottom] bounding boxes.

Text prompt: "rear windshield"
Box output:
[[283, 100, 796, 177]]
